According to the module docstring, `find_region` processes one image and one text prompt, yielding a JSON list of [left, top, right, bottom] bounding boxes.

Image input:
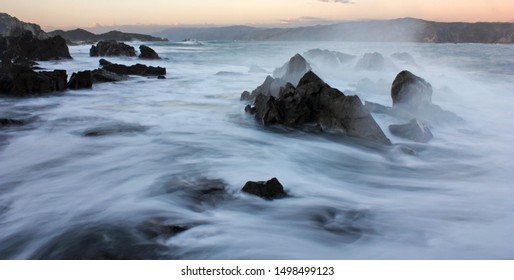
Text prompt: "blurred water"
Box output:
[[0, 41, 513, 259]]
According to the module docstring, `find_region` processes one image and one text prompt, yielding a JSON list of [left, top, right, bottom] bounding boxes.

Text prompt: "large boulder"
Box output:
[[0, 31, 71, 61], [248, 71, 391, 145], [0, 64, 67, 96], [90, 40, 136, 57], [68, 70, 93, 89], [389, 118, 434, 143], [139, 45, 160, 59], [242, 178, 287, 200], [391, 70, 433, 111]]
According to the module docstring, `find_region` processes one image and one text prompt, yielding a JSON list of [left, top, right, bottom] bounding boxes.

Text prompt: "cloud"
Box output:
[[278, 16, 343, 26], [317, 0, 354, 3]]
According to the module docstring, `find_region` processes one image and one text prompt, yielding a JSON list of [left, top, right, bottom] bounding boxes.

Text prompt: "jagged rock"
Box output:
[[0, 12, 49, 39], [90, 40, 136, 57], [139, 45, 160, 59], [68, 70, 93, 89], [303, 49, 356, 67], [248, 71, 391, 145], [240, 54, 311, 101], [102, 62, 166, 76], [273, 53, 311, 86], [389, 118, 434, 143], [242, 177, 287, 200], [0, 31, 71, 61], [99, 58, 112, 67], [0, 64, 67, 96], [391, 70, 432, 111], [92, 69, 126, 83]]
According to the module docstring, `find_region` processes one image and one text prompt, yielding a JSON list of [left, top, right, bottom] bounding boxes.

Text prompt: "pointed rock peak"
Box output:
[[298, 71, 325, 87]]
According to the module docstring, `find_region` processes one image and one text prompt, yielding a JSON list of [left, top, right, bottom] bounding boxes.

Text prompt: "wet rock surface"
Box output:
[[0, 31, 71, 61], [246, 70, 392, 145], [391, 70, 433, 111], [139, 45, 160, 59], [242, 177, 287, 200], [80, 122, 149, 137], [67, 70, 93, 90], [100, 59, 166, 76], [389, 118, 434, 143], [0, 62, 67, 96], [90, 40, 136, 57]]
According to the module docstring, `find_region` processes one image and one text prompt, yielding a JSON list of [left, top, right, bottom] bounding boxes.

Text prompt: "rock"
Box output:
[[0, 118, 27, 127], [391, 70, 433, 111], [242, 177, 287, 200], [391, 52, 416, 65], [273, 53, 311, 86], [102, 62, 166, 76], [389, 118, 434, 143], [138, 45, 160, 59], [99, 58, 112, 67], [0, 31, 71, 61], [0, 64, 67, 96], [303, 49, 356, 67], [364, 101, 391, 114], [90, 40, 136, 57], [241, 54, 311, 101], [249, 71, 391, 145], [68, 70, 93, 89], [91, 69, 126, 83], [138, 218, 189, 239], [81, 122, 148, 137], [355, 52, 394, 71], [0, 12, 49, 39], [157, 75, 166, 79]]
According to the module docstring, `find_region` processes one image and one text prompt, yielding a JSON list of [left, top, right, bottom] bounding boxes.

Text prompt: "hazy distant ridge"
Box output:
[[157, 18, 514, 43], [48, 29, 168, 43]]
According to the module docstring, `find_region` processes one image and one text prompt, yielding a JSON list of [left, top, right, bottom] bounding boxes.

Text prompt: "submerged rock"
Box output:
[[139, 45, 160, 59], [137, 218, 189, 239], [247, 71, 391, 145], [67, 70, 93, 90], [90, 40, 136, 57], [303, 49, 356, 67], [0, 118, 27, 127], [81, 122, 148, 137], [242, 177, 287, 200], [391, 52, 417, 65], [389, 118, 434, 143], [355, 52, 393, 71]]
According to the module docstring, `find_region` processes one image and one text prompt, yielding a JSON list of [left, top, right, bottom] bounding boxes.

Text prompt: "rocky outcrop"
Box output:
[[242, 178, 287, 200], [0, 13, 48, 39], [303, 49, 356, 67], [0, 31, 71, 61], [90, 40, 136, 57], [0, 61, 67, 96], [92, 69, 126, 83], [101, 60, 166, 76], [139, 45, 160, 59], [355, 52, 394, 71], [68, 70, 93, 89], [391, 52, 417, 65], [241, 54, 311, 101], [389, 118, 433, 143], [246, 70, 391, 145]]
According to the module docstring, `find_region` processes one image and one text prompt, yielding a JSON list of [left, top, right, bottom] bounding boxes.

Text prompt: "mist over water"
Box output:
[[0, 41, 513, 259]]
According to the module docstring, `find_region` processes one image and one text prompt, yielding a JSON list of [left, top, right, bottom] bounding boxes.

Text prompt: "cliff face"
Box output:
[[0, 13, 48, 39]]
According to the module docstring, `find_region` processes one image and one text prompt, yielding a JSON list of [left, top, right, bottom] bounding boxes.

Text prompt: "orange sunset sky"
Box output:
[[1, 0, 513, 30]]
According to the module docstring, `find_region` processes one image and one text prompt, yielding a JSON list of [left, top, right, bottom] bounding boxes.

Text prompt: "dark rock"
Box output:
[[242, 177, 287, 200], [364, 101, 392, 114], [102, 62, 166, 76], [99, 58, 112, 67], [303, 49, 356, 67], [138, 218, 189, 239], [0, 118, 27, 126], [0, 31, 71, 61], [157, 75, 166, 79], [240, 54, 311, 101], [273, 53, 311, 86], [391, 70, 433, 111], [250, 71, 391, 145], [139, 45, 160, 59], [389, 118, 434, 143], [0, 64, 67, 96], [92, 69, 126, 83], [81, 123, 148, 137], [90, 40, 136, 57], [67, 70, 93, 89]]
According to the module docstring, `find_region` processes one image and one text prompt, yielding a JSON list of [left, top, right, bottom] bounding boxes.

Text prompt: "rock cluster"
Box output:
[[0, 60, 67, 96], [0, 31, 71, 61]]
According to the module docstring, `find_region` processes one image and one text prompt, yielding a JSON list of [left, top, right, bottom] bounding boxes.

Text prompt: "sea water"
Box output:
[[0, 41, 513, 259]]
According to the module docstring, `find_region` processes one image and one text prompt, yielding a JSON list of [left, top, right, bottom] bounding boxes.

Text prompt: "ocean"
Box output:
[[0, 41, 513, 259]]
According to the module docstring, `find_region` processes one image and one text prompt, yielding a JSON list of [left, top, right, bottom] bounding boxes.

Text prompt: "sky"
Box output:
[[1, 0, 513, 31]]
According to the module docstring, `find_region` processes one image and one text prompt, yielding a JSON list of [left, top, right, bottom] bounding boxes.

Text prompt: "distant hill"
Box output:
[[48, 28, 168, 43], [157, 18, 514, 43], [0, 12, 48, 39]]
